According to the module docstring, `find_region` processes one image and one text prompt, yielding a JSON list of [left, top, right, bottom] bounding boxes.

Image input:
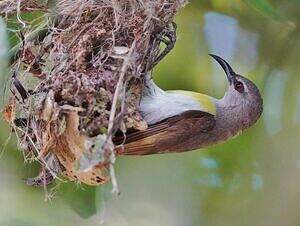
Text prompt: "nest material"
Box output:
[[1, 0, 186, 187]]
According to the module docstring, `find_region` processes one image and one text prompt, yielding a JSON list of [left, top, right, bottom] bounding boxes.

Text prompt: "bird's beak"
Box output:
[[209, 54, 236, 84]]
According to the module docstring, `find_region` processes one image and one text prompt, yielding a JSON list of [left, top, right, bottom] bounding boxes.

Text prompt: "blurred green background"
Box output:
[[0, 0, 300, 225]]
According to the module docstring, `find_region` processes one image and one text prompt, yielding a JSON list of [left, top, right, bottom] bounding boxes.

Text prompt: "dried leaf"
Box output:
[[2, 98, 15, 123], [52, 111, 109, 186]]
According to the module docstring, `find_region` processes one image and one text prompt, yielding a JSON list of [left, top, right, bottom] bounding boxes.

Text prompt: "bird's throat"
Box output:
[[213, 100, 245, 143]]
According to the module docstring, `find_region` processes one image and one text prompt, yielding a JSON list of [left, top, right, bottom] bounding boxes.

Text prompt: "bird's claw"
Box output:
[[148, 22, 177, 71]]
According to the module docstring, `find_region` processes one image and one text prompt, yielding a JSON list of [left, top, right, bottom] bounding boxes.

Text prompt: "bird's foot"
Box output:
[[148, 22, 177, 70]]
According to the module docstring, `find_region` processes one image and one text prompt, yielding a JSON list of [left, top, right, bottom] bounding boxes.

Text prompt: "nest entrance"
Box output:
[[1, 0, 186, 189]]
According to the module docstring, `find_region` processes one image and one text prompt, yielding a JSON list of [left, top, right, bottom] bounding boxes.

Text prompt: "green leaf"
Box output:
[[0, 18, 8, 58], [60, 183, 98, 219], [243, 0, 284, 21], [0, 17, 9, 107]]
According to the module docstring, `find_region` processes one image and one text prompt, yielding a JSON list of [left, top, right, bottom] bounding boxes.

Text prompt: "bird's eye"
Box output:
[[234, 81, 244, 93]]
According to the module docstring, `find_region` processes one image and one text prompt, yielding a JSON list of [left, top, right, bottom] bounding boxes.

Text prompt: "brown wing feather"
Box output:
[[114, 110, 216, 155]]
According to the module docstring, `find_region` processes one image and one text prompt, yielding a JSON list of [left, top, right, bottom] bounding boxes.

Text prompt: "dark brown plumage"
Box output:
[[114, 110, 215, 155]]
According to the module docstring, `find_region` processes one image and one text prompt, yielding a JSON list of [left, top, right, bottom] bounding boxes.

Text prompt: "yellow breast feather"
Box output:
[[167, 90, 216, 115]]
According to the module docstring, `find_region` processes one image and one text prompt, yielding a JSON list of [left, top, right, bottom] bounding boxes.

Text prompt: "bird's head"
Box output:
[[209, 54, 263, 130]]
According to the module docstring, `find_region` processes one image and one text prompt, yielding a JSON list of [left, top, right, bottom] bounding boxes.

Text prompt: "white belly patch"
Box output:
[[139, 90, 204, 124]]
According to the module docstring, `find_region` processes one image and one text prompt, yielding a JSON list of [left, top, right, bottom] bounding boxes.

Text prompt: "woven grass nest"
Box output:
[[1, 0, 186, 189]]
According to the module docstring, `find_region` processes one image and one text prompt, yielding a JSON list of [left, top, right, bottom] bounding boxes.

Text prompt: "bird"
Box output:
[[115, 54, 263, 155]]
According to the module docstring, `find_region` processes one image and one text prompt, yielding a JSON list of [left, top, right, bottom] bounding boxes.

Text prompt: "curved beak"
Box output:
[[209, 54, 236, 84]]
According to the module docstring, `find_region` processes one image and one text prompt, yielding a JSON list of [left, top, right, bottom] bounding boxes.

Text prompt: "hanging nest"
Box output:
[[1, 0, 186, 188]]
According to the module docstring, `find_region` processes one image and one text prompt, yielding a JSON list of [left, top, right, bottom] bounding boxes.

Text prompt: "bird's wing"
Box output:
[[114, 110, 216, 155]]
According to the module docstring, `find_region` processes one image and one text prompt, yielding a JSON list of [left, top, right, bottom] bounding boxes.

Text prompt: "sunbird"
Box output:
[[115, 54, 263, 155]]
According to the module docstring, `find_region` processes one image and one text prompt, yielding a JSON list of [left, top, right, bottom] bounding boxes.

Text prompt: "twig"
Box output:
[[16, 0, 26, 28], [0, 0, 49, 16], [106, 39, 136, 194]]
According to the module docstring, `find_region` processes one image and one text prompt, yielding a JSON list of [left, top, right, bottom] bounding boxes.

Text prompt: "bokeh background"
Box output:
[[0, 0, 300, 226]]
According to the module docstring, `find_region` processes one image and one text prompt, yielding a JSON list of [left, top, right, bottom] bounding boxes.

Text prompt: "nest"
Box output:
[[1, 0, 186, 189]]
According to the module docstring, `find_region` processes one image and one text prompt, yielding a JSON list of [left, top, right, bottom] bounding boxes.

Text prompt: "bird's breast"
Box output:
[[139, 90, 216, 125]]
